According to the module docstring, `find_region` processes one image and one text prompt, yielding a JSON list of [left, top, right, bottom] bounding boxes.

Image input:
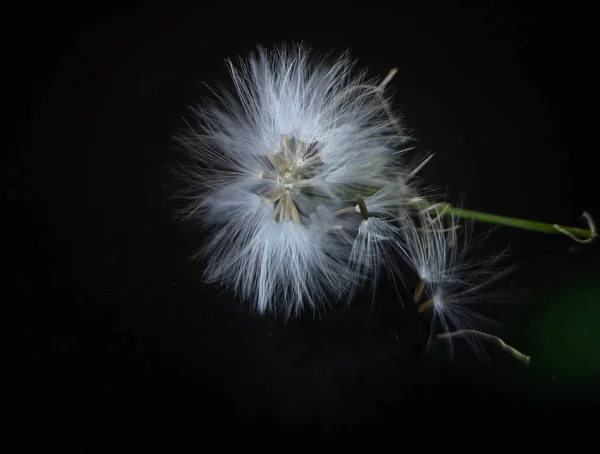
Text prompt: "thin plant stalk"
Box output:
[[407, 198, 597, 244]]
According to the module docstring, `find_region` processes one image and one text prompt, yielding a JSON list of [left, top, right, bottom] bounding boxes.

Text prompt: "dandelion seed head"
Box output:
[[174, 43, 418, 318]]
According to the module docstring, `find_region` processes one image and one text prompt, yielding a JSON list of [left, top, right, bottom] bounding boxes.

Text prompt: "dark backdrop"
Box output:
[[7, 0, 600, 447]]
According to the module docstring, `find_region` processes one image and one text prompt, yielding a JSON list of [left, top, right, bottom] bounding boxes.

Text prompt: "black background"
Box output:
[[7, 0, 600, 447]]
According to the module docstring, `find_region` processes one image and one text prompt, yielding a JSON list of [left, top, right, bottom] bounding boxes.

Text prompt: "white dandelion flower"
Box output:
[[168, 43, 595, 365], [174, 44, 416, 319]]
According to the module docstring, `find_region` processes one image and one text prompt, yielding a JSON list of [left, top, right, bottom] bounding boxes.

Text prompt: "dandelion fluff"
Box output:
[[174, 44, 415, 318]]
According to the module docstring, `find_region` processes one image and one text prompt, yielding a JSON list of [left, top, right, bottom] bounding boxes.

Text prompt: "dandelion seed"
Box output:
[[399, 206, 515, 358]]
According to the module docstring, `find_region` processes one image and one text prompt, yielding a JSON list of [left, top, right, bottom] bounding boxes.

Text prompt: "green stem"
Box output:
[[407, 199, 596, 243]]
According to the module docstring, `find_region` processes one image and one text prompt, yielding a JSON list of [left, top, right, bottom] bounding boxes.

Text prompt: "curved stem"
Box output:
[[437, 329, 531, 366]]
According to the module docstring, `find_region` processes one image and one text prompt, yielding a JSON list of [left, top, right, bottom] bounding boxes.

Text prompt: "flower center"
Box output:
[[261, 135, 322, 223]]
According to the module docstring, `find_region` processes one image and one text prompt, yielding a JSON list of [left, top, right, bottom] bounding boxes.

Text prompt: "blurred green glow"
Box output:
[[527, 254, 600, 398]]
